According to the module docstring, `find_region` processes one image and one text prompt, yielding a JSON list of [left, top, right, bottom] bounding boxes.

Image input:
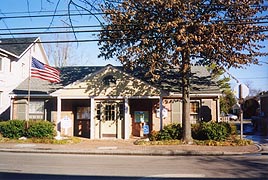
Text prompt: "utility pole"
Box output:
[[239, 84, 244, 139]]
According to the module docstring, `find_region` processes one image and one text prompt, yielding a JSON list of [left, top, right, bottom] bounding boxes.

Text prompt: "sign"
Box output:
[[143, 124, 149, 135], [156, 108, 168, 118], [134, 111, 149, 123], [233, 83, 249, 99], [61, 116, 72, 129]]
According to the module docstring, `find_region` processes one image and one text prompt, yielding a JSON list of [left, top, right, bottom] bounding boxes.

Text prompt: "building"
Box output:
[[258, 92, 268, 135], [11, 64, 221, 139], [0, 37, 49, 120]]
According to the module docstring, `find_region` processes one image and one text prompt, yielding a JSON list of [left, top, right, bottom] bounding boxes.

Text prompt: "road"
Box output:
[[0, 152, 267, 179]]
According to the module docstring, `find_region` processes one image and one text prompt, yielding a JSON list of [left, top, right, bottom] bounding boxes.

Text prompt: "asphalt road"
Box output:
[[0, 152, 267, 179]]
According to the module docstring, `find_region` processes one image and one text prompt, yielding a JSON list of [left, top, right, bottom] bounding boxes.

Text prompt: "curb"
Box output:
[[259, 144, 268, 155], [0, 148, 258, 156]]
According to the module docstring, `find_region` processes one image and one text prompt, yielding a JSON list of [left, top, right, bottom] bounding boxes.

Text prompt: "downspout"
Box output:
[[159, 96, 163, 130], [9, 95, 14, 120], [124, 98, 130, 139], [90, 97, 95, 139], [216, 95, 220, 122]]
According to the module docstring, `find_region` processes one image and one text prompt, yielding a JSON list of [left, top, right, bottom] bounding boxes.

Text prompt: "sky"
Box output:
[[0, 0, 267, 92]]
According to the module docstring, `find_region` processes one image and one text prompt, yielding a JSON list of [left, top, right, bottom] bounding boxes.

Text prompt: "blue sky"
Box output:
[[0, 0, 267, 92]]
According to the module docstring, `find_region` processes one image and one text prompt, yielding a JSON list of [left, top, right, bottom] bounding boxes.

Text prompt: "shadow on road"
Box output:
[[0, 172, 266, 180]]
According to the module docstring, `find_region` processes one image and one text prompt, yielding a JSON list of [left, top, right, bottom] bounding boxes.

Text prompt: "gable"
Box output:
[[0, 37, 38, 58], [53, 65, 161, 97]]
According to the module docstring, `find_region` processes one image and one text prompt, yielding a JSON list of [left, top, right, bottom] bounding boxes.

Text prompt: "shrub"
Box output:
[[27, 120, 56, 139], [156, 123, 182, 141], [148, 130, 159, 141], [192, 122, 231, 141], [0, 120, 56, 139], [0, 120, 26, 139]]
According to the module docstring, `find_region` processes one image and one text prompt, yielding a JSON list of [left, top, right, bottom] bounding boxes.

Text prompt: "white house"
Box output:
[[0, 37, 49, 120]]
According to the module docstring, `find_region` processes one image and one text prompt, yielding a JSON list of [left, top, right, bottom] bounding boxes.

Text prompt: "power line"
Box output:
[[1, 19, 268, 32], [1, 11, 268, 23], [0, 20, 268, 37], [238, 77, 268, 80], [0, 25, 103, 31], [1, 5, 268, 15], [1, 27, 268, 37], [0, 9, 90, 15], [0, 12, 106, 20]]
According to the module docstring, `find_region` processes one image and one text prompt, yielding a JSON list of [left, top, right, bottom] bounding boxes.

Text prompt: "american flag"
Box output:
[[31, 57, 60, 83]]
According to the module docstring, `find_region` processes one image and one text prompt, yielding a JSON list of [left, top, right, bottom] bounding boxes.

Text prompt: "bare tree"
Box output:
[[45, 30, 74, 67], [245, 81, 263, 96]]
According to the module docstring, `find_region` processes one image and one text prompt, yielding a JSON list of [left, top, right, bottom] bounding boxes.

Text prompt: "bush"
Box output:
[[27, 120, 56, 139], [150, 122, 236, 142], [192, 122, 232, 141], [0, 120, 26, 139], [0, 120, 56, 139], [155, 123, 182, 141]]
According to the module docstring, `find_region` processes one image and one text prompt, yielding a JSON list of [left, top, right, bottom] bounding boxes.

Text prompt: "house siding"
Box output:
[[0, 38, 49, 120]]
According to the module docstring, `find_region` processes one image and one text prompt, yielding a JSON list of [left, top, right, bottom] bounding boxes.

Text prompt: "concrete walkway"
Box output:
[[0, 138, 263, 156]]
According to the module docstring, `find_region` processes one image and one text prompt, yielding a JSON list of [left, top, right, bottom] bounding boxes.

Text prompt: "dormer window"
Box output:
[[103, 75, 116, 86]]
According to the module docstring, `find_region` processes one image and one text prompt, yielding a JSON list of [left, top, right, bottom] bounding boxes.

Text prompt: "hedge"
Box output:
[[0, 120, 55, 139], [150, 122, 235, 141]]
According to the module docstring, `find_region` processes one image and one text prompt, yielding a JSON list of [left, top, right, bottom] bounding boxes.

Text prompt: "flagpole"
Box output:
[[27, 54, 32, 127]]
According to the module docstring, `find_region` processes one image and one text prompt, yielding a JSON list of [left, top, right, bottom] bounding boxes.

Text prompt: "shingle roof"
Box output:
[[59, 66, 105, 86], [127, 65, 220, 94], [12, 65, 220, 96], [12, 77, 61, 95], [0, 37, 38, 57]]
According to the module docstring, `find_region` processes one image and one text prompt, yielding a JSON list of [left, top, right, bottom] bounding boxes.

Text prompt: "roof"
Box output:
[[0, 37, 38, 57], [11, 77, 61, 96], [127, 65, 220, 94], [12, 64, 221, 96]]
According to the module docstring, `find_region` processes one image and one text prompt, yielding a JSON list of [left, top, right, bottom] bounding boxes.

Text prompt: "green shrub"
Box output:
[[27, 120, 56, 139], [156, 123, 182, 141], [192, 122, 231, 141], [0, 120, 26, 139]]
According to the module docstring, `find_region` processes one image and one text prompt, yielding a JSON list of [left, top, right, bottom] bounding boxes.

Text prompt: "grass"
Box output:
[[134, 135, 254, 146], [0, 135, 82, 144]]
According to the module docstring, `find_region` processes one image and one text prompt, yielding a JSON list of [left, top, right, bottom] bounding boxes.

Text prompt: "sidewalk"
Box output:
[[245, 132, 268, 155], [0, 138, 263, 156]]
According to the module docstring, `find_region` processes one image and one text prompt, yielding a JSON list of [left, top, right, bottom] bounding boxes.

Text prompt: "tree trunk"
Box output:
[[181, 51, 193, 144]]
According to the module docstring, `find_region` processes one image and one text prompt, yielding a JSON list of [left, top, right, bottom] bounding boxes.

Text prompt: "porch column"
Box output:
[[57, 96, 61, 132], [9, 97, 14, 120], [124, 98, 130, 139], [216, 96, 220, 122], [90, 97, 95, 139], [159, 96, 163, 130]]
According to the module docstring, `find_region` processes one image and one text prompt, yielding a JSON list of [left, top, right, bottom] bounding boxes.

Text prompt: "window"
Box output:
[[104, 104, 115, 121], [102, 75, 116, 86], [190, 102, 199, 122], [96, 103, 102, 120], [29, 100, 44, 120], [118, 103, 124, 120]]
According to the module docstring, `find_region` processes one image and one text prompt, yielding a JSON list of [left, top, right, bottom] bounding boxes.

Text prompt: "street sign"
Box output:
[[143, 124, 149, 135], [233, 83, 249, 99]]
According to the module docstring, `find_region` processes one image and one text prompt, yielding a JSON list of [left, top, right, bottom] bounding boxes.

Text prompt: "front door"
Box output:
[[74, 107, 90, 138], [97, 102, 123, 139]]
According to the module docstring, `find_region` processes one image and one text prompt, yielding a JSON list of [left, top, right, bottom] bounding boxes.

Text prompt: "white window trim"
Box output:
[[0, 91, 2, 107], [0, 57, 3, 72]]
